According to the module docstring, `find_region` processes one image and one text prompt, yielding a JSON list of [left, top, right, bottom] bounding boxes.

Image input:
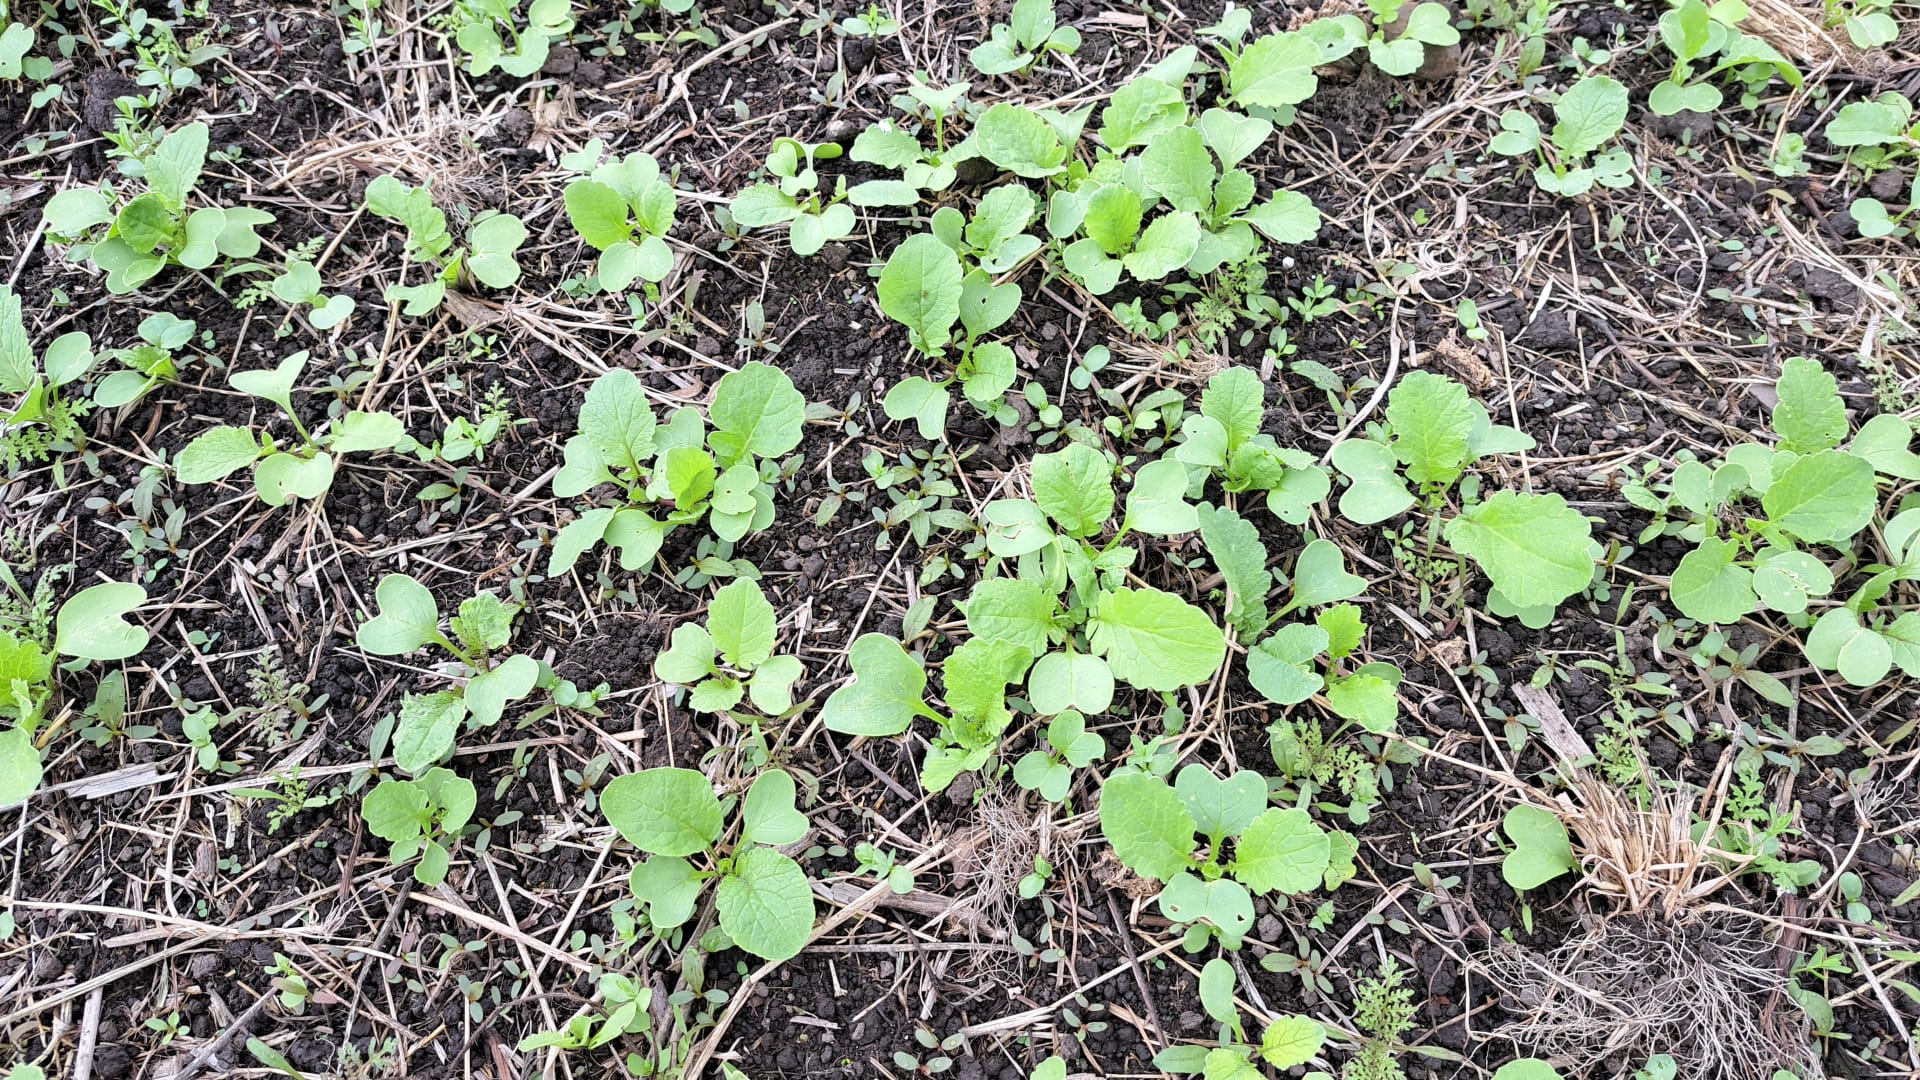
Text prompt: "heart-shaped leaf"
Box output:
[[55, 582, 149, 661], [356, 574, 442, 655]]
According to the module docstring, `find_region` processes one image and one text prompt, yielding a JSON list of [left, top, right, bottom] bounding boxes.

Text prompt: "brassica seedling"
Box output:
[[563, 142, 678, 291], [98, 312, 195, 409], [364, 174, 526, 315], [268, 259, 356, 330], [729, 138, 856, 256], [1489, 74, 1632, 196], [655, 578, 804, 715], [1317, 0, 1461, 77], [1648, 0, 1800, 117], [175, 351, 413, 506], [0, 285, 97, 468], [1176, 367, 1331, 525], [362, 766, 476, 885], [603, 767, 816, 961], [451, 0, 574, 77], [41, 121, 274, 293], [969, 0, 1079, 76]]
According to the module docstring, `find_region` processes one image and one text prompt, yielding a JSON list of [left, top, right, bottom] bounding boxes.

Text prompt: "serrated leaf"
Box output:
[[1090, 586, 1226, 691], [1233, 807, 1329, 894], [1445, 492, 1594, 609], [1196, 504, 1270, 635], [709, 361, 805, 464], [1773, 356, 1848, 454], [878, 233, 964, 357], [709, 578, 778, 668], [1761, 450, 1876, 544]]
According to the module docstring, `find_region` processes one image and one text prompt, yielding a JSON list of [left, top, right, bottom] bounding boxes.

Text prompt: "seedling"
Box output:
[[604, 767, 816, 961], [0, 286, 97, 468], [968, 0, 1079, 76], [1625, 356, 1920, 685], [1177, 368, 1332, 525], [362, 766, 477, 885], [563, 142, 678, 291], [728, 138, 856, 256], [840, 3, 900, 37], [1098, 762, 1331, 950], [654, 578, 804, 715], [363, 174, 526, 315], [268, 258, 356, 330], [854, 841, 915, 893], [1331, 370, 1597, 624], [1489, 74, 1633, 196], [1151, 959, 1326, 1075], [1648, 0, 1800, 117], [548, 362, 804, 577], [356, 574, 545, 773], [1823, 0, 1898, 47], [175, 352, 412, 507], [1012, 709, 1106, 801], [98, 312, 195, 409], [450, 0, 574, 76], [40, 121, 274, 293], [1501, 803, 1578, 889], [848, 86, 970, 206], [1319, 0, 1462, 77], [517, 973, 651, 1051]]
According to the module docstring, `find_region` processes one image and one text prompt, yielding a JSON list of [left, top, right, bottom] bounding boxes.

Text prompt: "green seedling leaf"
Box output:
[[883, 376, 950, 441], [1174, 765, 1268, 840], [1246, 623, 1328, 705], [972, 103, 1070, 178], [1805, 607, 1896, 686], [820, 634, 928, 736], [1331, 439, 1415, 524], [629, 855, 703, 929], [1492, 1060, 1564, 1080], [1125, 458, 1199, 536], [1445, 491, 1594, 610], [1099, 770, 1197, 881], [229, 351, 308, 416], [710, 578, 778, 668], [1160, 874, 1254, 943], [465, 653, 538, 728], [1031, 442, 1113, 538], [741, 769, 809, 847], [1761, 450, 1876, 544], [1234, 807, 1330, 894], [1283, 539, 1366, 614], [1501, 803, 1577, 890], [1139, 126, 1215, 214], [176, 426, 267, 483], [1850, 414, 1920, 480], [1090, 586, 1226, 691], [392, 690, 466, 774], [717, 848, 814, 961], [965, 578, 1056, 659], [1027, 651, 1114, 715], [1227, 31, 1321, 108], [56, 582, 149, 661], [710, 361, 805, 464], [1668, 536, 1757, 624], [254, 451, 336, 506], [1196, 503, 1271, 635], [1551, 75, 1629, 158], [602, 767, 725, 856], [1772, 356, 1847, 454], [356, 574, 441, 655], [0, 727, 43, 809], [1750, 547, 1833, 615], [878, 233, 964, 357], [1385, 370, 1475, 484], [1122, 211, 1201, 280], [1260, 1015, 1326, 1069]]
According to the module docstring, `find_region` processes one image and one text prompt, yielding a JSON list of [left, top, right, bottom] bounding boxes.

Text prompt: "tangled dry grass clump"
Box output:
[[1483, 912, 1818, 1080]]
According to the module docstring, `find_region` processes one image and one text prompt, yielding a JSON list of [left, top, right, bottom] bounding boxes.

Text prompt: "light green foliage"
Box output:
[[364, 174, 526, 314], [1489, 74, 1633, 196], [655, 579, 804, 715], [1177, 367, 1332, 525], [269, 257, 356, 329], [563, 141, 677, 290], [1344, 959, 1417, 1080], [0, 586, 148, 806], [518, 973, 652, 1052], [1318, 0, 1461, 77], [1257, 604, 1405, 824], [362, 766, 477, 885], [729, 138, 856, 255], [964, 102, 1078, 179], [1500, 803, 1577, 889], [0, 631, 53, 808], [0, 286, 97, 468], [1826, 93, 1920, 235], [969, 0, 1079, 75], [1649, 0, 1801, 117], [1624, 356, 1920, 684], [603, 767, 816, 961], [356, 574, 544, 773], [1099, 764, 1329, 949], [1493, 1060, 1565, 1080], [549, 362, 803, 575], [175, 352, 412, 506], [1332, 371, 1594, 619], [450, 0, 574, 77], [98, 312, 194, 409], [848, 79, 971, 205], [1224, 29, 1328, 110], [41, 121, 274, 294], [1012, 709, 1107, 801]]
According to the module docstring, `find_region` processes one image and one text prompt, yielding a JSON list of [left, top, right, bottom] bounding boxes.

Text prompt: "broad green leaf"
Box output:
[[1501, 803, 1576, 889], [330, 410, 408, 453], [1234, 807, 1329, 894], [1089, 586, 1226, 691], [1031, 442, 1113, 537], [1246, 624, 1328, 706], [466, 213, 526, 288], [1772, 356, 1847, 453], [965, 578, 1056, 658], [1138, 125, 1215, 214], [1551, 75, 1628, 157], [1196, 503, 1270, 635], [392, 690, 466, 774], [973, 103, 1069, 178], [1668, 536, 1757, 623], [465, 653, 539, 728], [1260, 1016, 1326, 1069], [1083, 184, 1144, 255], [1444, 491, 1594, 609], [1761, 450, 1876, 544], [564, 179, 633, 250], [717, 848, 815, 961], [1027, 651, 1114, 715], [656, 623, 717, 684], [1122, 211, 1201, 280], [709, 361, 805, 464], [1750, 547, 1833, 615], [1284, 539, 1366, 613], [883, 376, 951, 441], [1493, 1060, 1564, 1080], [1200, 366, 1264, 447], [175, 426, 265, 483], [1386, 371, 1475, 484], [820, 634, 928, 736], [1098, 770, 1196, 881], [362, 779, 428, 842], [1124, 458, 1198, 536], [741, 768, 808, 847], [1101, 77, 1188, 151], [1331, 439, 1415, 524], [1160, 874, 1254, 943], [629, 855, 703, 929], [0, 727, 42, 808], [1325, 671, 1398, 732], [709, 579, 777, 668], [877, 233, 964, 357], [1196, 108, 1272, 170], [55, 582, 149, 661], [602, 767, 725, 856], [1805, 607, 1893, 686], [1227, 31, 1320, 108], [1199, 956, 1238, 1027], [1174, 765, 1267, 840], [1241, 191, 1321, 243], [253, 451, 336, 506], [229, 351, 307, 416], [1851, 414, 1920, 480], [146, 121, 209, 205], [356, 574, 441, 655]]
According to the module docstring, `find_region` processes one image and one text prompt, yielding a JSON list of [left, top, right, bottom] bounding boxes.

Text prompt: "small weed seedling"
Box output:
[[0, 286, 97, 469], [1151, 957, 1327, 1075], [176, 352, 413, 506], [41, 121, 273, 293], [98, 312, 196, 409], [605, 767, 816, 961]]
